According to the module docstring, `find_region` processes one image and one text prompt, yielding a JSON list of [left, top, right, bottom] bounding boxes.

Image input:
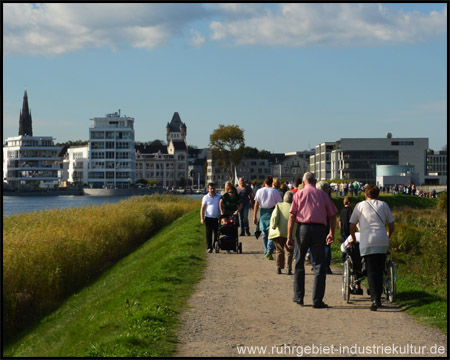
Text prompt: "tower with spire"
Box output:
[[18, 90, 33, 136], [166, 112, 187, 144]]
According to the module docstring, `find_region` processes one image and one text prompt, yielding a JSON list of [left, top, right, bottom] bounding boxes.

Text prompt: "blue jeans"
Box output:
[[238, 204, 250, 234], [262, 230, 275, 255]]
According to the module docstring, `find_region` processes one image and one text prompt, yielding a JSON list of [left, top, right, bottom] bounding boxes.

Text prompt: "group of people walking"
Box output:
[[200, 172, 395, 311]]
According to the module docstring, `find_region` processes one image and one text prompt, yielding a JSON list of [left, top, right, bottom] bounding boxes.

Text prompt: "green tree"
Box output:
[[209, 125, 245, 182]]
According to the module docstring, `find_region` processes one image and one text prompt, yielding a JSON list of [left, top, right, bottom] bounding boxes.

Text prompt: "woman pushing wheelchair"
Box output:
[[348, 184, 395, 311]]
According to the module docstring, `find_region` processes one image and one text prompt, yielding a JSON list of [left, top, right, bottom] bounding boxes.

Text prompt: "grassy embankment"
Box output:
[[330, 193, 447, 334], [3, 195, 204, 357]]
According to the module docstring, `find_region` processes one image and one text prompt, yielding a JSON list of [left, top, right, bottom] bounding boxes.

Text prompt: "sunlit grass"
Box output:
[[3, 194, 200, 343], [3, 209, 206, 357]]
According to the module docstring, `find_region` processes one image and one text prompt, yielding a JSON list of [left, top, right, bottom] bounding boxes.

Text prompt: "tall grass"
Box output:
[[3, 195, 200, 342]]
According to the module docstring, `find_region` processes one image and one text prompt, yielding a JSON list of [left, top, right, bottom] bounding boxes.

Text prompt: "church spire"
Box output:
[[19, 89, 33, 136]]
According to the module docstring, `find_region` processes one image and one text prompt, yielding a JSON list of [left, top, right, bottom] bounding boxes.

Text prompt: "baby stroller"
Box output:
[[215, 214, 242, 253]]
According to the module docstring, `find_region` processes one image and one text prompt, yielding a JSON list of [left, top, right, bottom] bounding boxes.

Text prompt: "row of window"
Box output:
[[91, 152, 132, 159], [88, 171, 132, 179], [7, 150, 59, 158]]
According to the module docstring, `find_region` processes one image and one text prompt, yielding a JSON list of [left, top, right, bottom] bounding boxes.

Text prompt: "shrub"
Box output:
[[437, 191, 447, 210]]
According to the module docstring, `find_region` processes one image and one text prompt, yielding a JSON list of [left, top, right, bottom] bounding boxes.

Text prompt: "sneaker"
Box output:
[[207, 248, 213, 253], [277, 268, 282, 274], [370, 302, 378, 311], [240, 232, 245, 236], [287, 269, 293, 275], [246, 231, 251, 236], [266, 252, 274, 260]]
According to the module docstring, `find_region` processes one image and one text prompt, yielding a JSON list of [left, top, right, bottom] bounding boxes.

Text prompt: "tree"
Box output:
[[209, 124, 245, 182]]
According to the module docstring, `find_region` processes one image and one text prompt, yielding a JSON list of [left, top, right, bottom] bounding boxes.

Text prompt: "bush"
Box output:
[[3, 195, 200, 342], [437, 191, 447, 210]]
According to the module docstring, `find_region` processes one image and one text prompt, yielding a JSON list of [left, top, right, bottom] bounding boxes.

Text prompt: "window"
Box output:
[[391, 141, 414, 146], [91, 131, 104, 139]]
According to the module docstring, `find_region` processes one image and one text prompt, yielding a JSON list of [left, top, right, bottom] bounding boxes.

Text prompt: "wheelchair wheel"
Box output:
[[386, 261, 396, 303], [342, 258, 351, 303], [214, 241, 220, 253]]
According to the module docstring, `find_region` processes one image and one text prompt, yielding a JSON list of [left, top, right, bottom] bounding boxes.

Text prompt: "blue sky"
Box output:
[[3, 3, 447, 152]]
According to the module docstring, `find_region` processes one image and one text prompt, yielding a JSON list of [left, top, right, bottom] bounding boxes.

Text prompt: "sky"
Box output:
[[3, 3, 447, 153]]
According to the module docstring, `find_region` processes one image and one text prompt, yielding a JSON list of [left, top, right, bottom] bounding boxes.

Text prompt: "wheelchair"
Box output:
[[342, 244, 396, 304]]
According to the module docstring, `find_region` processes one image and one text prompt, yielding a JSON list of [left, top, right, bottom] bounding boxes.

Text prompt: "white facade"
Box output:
[[64, 145, 89, 185], [3, 136, 61, 189], [136, 150, 176, 188], [87, 112, 136, 189], [271, 152, 312, 182]]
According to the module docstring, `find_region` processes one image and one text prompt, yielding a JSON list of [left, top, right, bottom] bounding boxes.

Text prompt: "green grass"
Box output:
[[395, 272, 447, 334], [3, 209, 206, 357]]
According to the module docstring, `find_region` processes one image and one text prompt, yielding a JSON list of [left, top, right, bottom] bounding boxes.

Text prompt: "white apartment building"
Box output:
[[62, 145, 89, 186], [87, 111, 136, 189], [3, 136, 62, 189]]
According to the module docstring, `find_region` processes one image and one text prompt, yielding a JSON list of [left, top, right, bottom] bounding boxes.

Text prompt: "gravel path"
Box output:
[[176, 217, 447, 357]]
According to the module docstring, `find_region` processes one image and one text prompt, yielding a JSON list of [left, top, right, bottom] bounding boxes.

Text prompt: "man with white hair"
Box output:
[[287, 172, 337, 308]]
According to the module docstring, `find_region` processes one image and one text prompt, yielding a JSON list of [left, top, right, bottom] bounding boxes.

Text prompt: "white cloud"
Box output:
[[3, 3, 446, 56], [189, 29, 206, 48], [208, 3, 447, 47], [3, 3, 206, 56]]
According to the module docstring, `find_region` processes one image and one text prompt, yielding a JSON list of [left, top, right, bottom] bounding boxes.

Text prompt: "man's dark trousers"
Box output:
[[294, 223, 327, 305], [204, 216, 219, 250]]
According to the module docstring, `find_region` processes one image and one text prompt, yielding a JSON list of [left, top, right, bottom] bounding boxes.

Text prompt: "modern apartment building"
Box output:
[[87, 111, 136, 189], [3, 136, 62, 189], [3, 91, 61, 189], [425, 150, 447, 185], [310, 136, 429, 184], [62, 145, 89, 186]]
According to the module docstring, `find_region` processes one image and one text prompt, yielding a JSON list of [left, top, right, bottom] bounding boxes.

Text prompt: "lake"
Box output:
[[3, 194, 204, 217]]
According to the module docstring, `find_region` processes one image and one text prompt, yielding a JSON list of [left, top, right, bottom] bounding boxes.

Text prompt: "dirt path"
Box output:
[[176, 218, 447, 357]]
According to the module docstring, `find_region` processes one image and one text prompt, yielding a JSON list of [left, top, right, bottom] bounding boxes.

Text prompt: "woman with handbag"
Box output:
[[349, 184, 395, 311]]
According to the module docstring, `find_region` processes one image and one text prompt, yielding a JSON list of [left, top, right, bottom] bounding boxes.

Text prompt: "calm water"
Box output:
[[3, 194, 203, 217], [3, 195, 135, 217]]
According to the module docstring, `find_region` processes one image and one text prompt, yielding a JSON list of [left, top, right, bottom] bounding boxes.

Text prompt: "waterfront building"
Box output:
[[87, 111, 136, 189], [3, 90, 62, 190], [425, 150, 447, 185], [135, 112, 189, 187], [3, 136, 62, 190], [63, 145, 90, 186], [310, 136, 429, 184]]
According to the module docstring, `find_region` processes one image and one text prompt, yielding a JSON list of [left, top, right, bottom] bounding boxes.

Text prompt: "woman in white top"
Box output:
[[349, 184, 394, 311]]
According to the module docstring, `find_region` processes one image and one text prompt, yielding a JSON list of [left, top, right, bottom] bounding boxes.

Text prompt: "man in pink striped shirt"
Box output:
[[286, 172, 337, 308]]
